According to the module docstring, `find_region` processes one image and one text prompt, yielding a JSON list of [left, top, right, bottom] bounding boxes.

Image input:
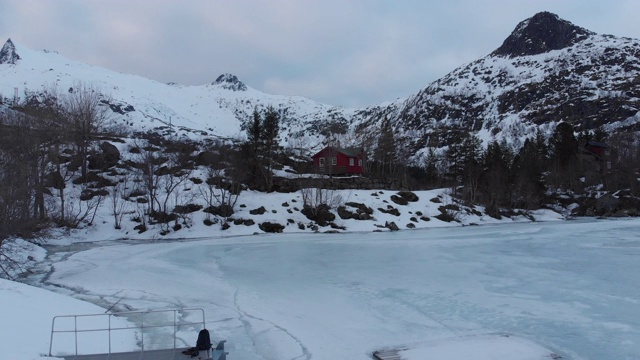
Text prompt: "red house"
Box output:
[[581, 141, 611, 171], [583, 141, 609, 157], [311, 146, 365, 175]]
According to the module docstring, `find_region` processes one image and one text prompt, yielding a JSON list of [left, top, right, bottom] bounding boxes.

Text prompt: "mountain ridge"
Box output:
[[1, 11, 640, 163], [357, 12, 640, 162], [0, 39, 355, 148], [0, 38, 20, 64], [492, 11, 594, 57]]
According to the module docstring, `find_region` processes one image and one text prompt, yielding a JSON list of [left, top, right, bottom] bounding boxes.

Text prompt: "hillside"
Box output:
[[1, 11, 640, 244], [352, 11, 640, 161], [42, 187, 565, 242], [0, 39, 357, 151], [2, 12, 639, 162]]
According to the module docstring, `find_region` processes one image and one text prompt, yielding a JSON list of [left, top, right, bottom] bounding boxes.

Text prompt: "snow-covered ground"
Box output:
[[3, 217, 640, 360], [42, 187, 564, 242]]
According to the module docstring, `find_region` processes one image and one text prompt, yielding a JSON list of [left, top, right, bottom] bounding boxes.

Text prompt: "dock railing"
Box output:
[[49, 308, 206, 357]]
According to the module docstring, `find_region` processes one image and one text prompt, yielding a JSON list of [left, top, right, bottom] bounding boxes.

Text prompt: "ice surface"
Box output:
[[4, 218, 640, 359]]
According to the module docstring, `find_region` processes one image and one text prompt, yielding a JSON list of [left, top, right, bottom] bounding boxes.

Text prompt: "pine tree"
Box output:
[[593, 127, 608, 142], [424, 147, 440, 188], [512, 134, 548, 209], [261, 106, 280, 192], [459, 133, 483, 202], [373, 115, 396, 177], [245, 108, 263, 184], [550, 122, 578, 169], [481, 140, 514, 212], [241, 106, 280, 191], [443, 131, 482, 200], [247, 108, 262, 149]]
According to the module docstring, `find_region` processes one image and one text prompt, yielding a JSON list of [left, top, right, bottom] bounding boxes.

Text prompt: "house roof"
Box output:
[[340, 147, 362, 157], [586, 141, 608, 148], [312, 146, 363, 158]]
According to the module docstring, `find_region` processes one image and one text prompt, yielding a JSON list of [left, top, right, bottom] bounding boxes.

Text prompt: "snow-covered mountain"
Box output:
[[0, 38, 358, 149], [1, 11, 640, 161], [360, 11, 640, 161]]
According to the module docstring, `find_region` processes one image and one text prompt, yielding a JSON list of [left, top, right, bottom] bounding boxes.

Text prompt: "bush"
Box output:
[[301, 204, 335, 226], [203, 205, 234, 217], [79, 189, 109, 201], [173, 204, 203, 214], [150, 211, 177, 224], [436, 204, 461, 222]]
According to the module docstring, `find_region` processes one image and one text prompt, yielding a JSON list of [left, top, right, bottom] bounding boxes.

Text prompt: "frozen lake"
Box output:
[[38, 218, 640, 359]]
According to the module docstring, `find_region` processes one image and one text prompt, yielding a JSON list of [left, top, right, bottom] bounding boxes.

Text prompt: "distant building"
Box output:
[[311, 146, 365, 175], [581, 141, 611, 171]]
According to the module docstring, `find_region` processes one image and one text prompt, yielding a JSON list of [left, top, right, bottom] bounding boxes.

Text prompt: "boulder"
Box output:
[[259, 222, 284, 233], [596, 193, 619, 214], [385, 221, 400, 231]]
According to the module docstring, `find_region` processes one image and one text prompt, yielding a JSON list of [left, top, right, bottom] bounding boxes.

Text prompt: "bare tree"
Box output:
[[131, 138, 164, 216], [61, 185, 106, 228], [48, 143, 78, 224], [154, 163, 191, 233], [0, 109, 54, 240], [299, 179, 343, 226], [63, 82, 112, 180], [172, 179, 198, 228], [201, 167, 242, 217], [198, 143, 244, 221], [109, 174, 130, 229]]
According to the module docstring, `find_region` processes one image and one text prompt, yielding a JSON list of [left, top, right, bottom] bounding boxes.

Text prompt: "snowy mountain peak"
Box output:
[[212, 73, 247, 91], [0, 38, 21, 65], [492, 11, 594, 58]]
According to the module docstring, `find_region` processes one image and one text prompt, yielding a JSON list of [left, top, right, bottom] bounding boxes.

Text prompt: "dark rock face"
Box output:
[[259, 221, 284, 233], [0, 39, 20, 64], [492, 11, 593, 57], [212, 73, 247, 91]]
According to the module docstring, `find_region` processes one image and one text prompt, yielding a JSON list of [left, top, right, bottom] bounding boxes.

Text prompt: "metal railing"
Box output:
[[49, 308, 206, 357]]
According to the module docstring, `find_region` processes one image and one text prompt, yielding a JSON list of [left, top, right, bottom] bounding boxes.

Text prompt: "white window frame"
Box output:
[[332, 157, 337, 166], [319, 157, 325, 167], [349, 158, 355, 166]]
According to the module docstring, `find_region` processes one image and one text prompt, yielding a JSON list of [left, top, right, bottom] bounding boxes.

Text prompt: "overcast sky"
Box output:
[[1, 1, 639, 108]]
